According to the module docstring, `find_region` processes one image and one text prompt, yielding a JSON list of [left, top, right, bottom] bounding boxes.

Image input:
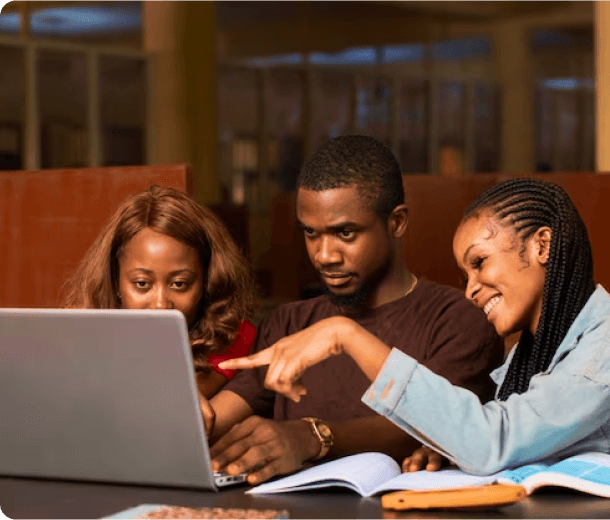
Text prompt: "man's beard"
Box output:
[[323, 257, 392, 312], [324, 283, 369, 311]]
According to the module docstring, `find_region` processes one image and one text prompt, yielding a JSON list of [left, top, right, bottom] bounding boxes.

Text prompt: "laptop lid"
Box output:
[[0, 308, 217, 490]]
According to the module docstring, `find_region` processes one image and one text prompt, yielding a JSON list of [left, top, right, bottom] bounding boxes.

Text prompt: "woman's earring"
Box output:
[[116, 291, 122, 299]]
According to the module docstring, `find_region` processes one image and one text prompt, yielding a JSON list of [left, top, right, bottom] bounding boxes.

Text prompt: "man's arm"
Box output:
[[210, 414, 420, 485], [197, 371, 229, 400], [327, 415, 420, 462], [220, 317, 389, 399], [209, 389, 254, 441], [210, 416, 319, 484], [212, 319, 421, 483]]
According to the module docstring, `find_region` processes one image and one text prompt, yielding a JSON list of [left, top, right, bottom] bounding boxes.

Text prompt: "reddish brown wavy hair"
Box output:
[[61, 185, 256, 370]]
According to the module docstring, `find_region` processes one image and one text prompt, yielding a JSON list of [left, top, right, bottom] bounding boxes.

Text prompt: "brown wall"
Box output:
[[0, 164, 192, 308]]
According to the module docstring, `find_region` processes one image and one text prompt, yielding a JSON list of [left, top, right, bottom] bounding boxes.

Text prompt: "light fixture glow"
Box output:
[[30, 4, 141, 36]]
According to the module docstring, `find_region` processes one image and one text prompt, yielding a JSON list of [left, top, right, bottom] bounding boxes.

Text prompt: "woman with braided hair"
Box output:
[[220, 178, 610, 475]]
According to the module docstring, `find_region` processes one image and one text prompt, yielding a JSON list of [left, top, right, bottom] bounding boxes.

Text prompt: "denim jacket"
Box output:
[[363, 285, 610, 475]]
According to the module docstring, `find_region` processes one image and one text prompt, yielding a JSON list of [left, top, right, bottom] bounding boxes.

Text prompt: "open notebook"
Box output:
[[248, 451, 610, 499], [0, 308, 244, 489]]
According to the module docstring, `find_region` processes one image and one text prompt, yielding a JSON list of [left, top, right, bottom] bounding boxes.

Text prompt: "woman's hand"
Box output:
[[402, 446, 446, 472], [219, 317, 353, 402], [198, 390, 216, 437]]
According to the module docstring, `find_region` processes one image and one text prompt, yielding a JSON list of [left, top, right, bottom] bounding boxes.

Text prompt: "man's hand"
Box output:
[[402, 446, 447, 472], [210, 416, 320, 485], [198, 390, 215, 437], [219, 317, 353, 402]]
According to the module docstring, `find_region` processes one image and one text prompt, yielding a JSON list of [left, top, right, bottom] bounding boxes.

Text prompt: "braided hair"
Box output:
[[463, 178, 596, 401]]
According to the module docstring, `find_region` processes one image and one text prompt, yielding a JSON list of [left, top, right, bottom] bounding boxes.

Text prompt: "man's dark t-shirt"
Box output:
[[225, 280, 504, 422]]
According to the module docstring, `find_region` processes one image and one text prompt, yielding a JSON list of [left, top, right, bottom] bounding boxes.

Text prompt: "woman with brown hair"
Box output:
[[62, 185, 257, 401]]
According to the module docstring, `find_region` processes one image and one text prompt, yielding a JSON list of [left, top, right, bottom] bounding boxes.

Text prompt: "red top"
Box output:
[[207, 320, 257, 379]]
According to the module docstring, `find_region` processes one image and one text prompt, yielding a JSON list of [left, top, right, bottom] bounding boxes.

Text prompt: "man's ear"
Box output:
[[388, 204, 409, 238], [534, 226, 552, 266]]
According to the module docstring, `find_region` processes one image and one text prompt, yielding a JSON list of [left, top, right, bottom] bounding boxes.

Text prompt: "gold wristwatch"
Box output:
[[301, 417, 334, 460]]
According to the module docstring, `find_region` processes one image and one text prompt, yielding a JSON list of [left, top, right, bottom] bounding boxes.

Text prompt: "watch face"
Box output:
[[318, 423, 331, 438]]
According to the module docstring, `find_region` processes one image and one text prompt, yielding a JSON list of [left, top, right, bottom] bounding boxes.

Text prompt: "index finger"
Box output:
[[218, 348, 272, 371]]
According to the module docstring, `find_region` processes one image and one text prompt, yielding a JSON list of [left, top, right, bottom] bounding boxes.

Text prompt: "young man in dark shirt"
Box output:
[[208, 135, 504, 485]]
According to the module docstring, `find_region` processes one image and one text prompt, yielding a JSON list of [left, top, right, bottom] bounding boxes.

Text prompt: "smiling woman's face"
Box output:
[[452, 212, 548, 337], [118, 227, 204, 328]]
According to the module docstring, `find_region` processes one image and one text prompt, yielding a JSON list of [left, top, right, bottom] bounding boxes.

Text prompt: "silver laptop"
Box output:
[[0, 308, 246, 490]]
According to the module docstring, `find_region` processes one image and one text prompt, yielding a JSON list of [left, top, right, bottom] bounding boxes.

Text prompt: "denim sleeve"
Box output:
[[362, 335, 610, 476]]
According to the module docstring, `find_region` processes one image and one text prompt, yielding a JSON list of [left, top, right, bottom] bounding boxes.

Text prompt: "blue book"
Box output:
[[497, 452, 610, 497]]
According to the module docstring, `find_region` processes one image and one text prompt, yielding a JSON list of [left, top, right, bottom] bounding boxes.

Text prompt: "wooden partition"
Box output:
[[0, 164, 192, 308], [264, 173, 610, 301]]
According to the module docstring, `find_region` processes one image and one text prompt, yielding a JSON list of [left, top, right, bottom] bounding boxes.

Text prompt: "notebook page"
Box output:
[[248, 452, 400, 496], [373, 468, 500, 495]]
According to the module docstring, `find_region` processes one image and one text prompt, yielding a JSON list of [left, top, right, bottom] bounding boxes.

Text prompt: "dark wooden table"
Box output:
[[2, 476, 610, 519]]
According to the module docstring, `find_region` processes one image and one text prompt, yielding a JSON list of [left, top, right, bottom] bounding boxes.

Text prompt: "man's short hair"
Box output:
[[297, 135, 405, 220]]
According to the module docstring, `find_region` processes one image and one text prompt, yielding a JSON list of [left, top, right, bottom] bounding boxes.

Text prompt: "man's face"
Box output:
[[296, 187, 393, 309]]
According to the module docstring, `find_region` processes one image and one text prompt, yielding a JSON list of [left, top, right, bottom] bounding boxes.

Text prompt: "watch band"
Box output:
[[301, 417, 334, 460]]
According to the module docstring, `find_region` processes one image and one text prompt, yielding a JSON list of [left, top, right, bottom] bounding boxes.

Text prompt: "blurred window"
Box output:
[[311, 71, 352, 151], [245, 54, 303, 67], [231, 139, 258, 204], [432, 38, 490, 61], [309, 47, 378, 66], [541, 78, 582, 90], [382, 44, 424, 63], [38, 50, 88, 168], [217, 2, 299, 27], [241, 38, 489, 67], [535, 77, 593, 172], [532, 26, 593, 172], [99, 56, 146, 166], [219, 36, 499, 183], [473, 84, 500, 173], [0, 46, 24, 170], [30, 2, 142, 48], [399, 80, 428, 174], [266, 69, 303, 194], [0, 3, 148, 171], [554, 90, 580, 171], [533, 30, 590, 50], [0, 11, 20, 35], [217, 67, 259, 204], [356, 77, 389, 144], [437, 81, 466, 173]]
